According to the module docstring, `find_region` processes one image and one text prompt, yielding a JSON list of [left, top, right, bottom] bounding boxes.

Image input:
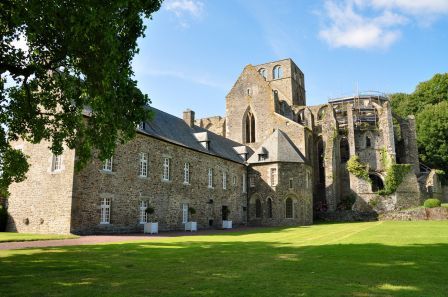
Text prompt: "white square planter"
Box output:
[[144, 222, 158, 234], [222, 220, 232, 229], [185, 221, 197, 232]]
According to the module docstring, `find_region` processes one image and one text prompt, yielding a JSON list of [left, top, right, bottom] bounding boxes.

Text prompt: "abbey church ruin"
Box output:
[[6, 58, 443, 234]]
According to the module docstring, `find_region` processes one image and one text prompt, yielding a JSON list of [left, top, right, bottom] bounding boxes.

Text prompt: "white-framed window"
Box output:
[[184, 162, 190, 184], [51, 154, 62, 172], [138, 122, 146, 130], [100, 198, 111, 224], [270, 168, 277, 186], [242, 173, 247, 193], [222, 171, 227, 190], [208, 168, 213, 188], [289, 178, 293, 189], [233, 175, 237, 186], [163, 158, 170, 181], [139, 200, 148, 224], [182, 203, 189, 224], [103, 157, 113, 172], [249, 176, 255, 188], [139, 153, 148, 177]]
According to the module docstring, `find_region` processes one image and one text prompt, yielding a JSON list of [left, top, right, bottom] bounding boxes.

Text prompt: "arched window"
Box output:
[[366, 136, 372, 148], [370, 174, 384, 192], [245, 111, 256, 143], [340, 137, 350, 163], [259, 68, 267, 80], [273, 65, 283, 79], [255, 199, 262, 218], [285, 198, 293, 218], [317, 107, 326, 121], [267, 198, 273, 218]]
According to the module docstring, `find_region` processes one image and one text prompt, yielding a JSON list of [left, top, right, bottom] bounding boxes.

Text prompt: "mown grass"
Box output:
[[1, 221, 448, 296], [0, 232, 78, 243]]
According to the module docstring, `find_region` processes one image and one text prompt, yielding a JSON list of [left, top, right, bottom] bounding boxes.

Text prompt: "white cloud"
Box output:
[[165, 0, 204, 18], [319, 0, 448, 50]]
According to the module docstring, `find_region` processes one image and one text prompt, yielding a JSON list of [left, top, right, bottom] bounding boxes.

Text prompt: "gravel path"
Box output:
[[0, 226, 261, 250]]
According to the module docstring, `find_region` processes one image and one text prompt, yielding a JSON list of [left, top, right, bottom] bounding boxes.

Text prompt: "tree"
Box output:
[[416, 101, 448, 170], [390, 73, 448, 172], [0, 0, 162, 193]]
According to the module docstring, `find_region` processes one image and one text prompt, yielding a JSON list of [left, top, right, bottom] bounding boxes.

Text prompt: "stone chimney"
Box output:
[[183, 109, 195, 127]]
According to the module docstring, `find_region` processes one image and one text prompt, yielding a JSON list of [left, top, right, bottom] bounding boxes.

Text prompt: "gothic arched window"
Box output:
[[285, 198, 293, 218], [267, 198, 273, 218], [255, 199, 262, 218], [259, 68, 267, 80], [366, 136, 372, 148], [273, 65, 283, 79], [245, 111, 256, 143]]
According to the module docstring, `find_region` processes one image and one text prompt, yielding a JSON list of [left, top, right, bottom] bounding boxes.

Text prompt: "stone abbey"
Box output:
[[6, 58, 443, 234]]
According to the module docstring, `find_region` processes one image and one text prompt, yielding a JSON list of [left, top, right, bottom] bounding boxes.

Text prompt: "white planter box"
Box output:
[[185, 221, 197, 232], [222, 220, 232, 229], [144, 222, 158, 234]]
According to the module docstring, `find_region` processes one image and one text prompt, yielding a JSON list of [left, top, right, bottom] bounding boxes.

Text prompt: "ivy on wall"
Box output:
[[378, 164, 412, 196], [347, 155, 370, 182]]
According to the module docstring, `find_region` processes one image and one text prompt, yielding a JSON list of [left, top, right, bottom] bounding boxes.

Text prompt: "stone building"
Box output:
[[7, 58, 434, 234]]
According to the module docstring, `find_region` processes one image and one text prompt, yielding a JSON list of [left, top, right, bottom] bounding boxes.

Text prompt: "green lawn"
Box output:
[[0, 232, 78, 243], [1, 221, 448, 296]]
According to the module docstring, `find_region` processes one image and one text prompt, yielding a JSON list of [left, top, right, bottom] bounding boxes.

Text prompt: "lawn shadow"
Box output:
[[1, 238, 447, 296]]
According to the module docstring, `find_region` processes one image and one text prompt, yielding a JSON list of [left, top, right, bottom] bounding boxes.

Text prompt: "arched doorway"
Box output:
[[369, 174, 384, 192]]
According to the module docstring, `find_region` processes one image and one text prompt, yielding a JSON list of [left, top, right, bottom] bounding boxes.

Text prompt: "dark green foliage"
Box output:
[[0, 205, 7, 231], [337, 194, 356, 210], [378, 164, 412, 196], [0, 0, 162, 193], [347, 155, 370, 182], [390, 73, 448, 172], [145, 206, 155, 215], [188, 207, 196, 215], [424, 198, 442, 208]]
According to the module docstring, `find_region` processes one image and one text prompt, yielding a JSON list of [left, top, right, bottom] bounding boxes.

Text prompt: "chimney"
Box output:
[[183, 109, 195, 127]]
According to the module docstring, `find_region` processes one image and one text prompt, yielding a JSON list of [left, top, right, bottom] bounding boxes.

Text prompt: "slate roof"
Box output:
[[139, 107, 248, 164], [247, 129, 305, 164]]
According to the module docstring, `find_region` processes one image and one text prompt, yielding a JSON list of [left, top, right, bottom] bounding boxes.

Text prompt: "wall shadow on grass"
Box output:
[[1, 240, 447, 297]]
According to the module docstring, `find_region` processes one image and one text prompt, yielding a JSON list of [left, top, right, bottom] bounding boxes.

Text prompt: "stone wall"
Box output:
[[195, 116, 226, 137], [71, 133, 247, 234], [380, 207, 448, 221], [247, 162, 313, 226], [7, 140, 76, 234]]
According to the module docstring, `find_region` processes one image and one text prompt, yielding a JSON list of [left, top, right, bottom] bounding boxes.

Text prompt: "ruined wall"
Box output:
[[71, 133, 247, 234], [397, 115, 420, 174], [7, 140, 76, 234], [247, 162, 313, 226]]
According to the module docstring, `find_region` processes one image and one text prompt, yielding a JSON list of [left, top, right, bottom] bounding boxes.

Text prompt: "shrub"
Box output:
[[0, 205, 8, 232], [188, 207, 196, 215], [347, 156, 370, 182], [424, 198, 441, 208], [145, 206, 155, 215], [378, 164, 413, 196]]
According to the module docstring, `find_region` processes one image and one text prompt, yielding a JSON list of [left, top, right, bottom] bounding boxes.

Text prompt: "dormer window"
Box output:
[[258, 154, 268, 161], [239, 153, 248, 161], [138, 122, 146, 130], [200, 141, 209, 150]]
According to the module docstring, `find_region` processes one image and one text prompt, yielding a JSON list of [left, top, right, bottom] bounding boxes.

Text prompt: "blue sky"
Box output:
[[132, 0, 448, 119]]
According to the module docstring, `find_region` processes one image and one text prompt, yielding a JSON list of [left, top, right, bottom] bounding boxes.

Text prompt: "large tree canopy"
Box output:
[[390, 73, 448, 172], [0, 0, 162, 193]]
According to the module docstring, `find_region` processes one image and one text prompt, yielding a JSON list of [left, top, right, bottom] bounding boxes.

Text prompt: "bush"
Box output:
[[347, 156, 370, 182], [424, 198, 442, 208], [0, 205, 8, 232]]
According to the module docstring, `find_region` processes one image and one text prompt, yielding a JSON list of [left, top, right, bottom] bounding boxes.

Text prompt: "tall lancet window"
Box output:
[[245, 111, 256, 143]]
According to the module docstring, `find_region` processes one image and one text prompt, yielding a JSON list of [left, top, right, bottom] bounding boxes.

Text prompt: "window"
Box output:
[[103, 157, 113, 172], [259, 68, 267, 80], [285, 198, 293, 218], [200, 141, 209, 150], [306, 171, 311, 189], [139, 200, 148, 224], [184, 162, 190, 184], [51, 154, 62, 172], [138, 122, 146, 130], [245, 111, 256, 143], [242, 173, 247, 193], [255, 199, 262, 218], [273, 65, 283, 79], [267, 198, 273, 218], [289, 178, 293, 189], [270, 168, 277, 186], [222, 171, 227, 190], [258, 154, 268, 161], [182, 203, 188, 224], [247, 88, 251, 96], [366, 136, 372, 148], [139, 153, 148, 177], [163, 158, 170, 181], [233, 175, 237, 186], [249, 176, 255, 188], [100, 198, 111, 224], [208, 168, 213, 188]]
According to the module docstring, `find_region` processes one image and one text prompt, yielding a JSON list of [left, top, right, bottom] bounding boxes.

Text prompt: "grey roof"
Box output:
[[247, 129, 305, 164], [139, 107, 248, 164]]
